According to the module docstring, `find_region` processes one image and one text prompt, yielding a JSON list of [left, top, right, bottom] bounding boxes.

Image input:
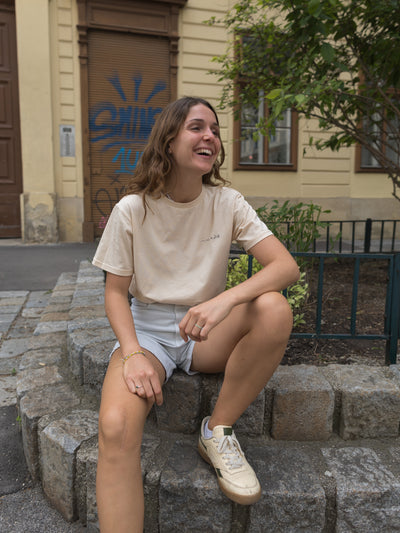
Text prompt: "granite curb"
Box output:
[[2, 261, 400, 531]]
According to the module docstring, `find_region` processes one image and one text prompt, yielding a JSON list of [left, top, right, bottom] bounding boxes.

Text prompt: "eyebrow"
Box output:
[[186, 118, 220, 128]]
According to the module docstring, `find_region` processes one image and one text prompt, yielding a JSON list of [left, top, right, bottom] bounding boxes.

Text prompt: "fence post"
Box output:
[[364, 218, 372, 253], [386, 253, 400, 365]]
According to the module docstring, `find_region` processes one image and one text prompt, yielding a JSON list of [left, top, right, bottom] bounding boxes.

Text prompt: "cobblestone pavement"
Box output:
[[0, 288, 86, 532], [0, 241, 96, 532]]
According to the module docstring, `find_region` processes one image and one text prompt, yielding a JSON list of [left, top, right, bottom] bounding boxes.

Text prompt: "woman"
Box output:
[[92, 96, 299, 532]]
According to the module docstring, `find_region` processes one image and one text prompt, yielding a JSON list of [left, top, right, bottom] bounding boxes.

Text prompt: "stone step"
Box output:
[[14, 260, 400, 531], [75, 428, 400, 532]]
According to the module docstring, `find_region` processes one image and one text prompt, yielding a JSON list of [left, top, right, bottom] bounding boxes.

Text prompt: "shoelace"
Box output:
[[215, 435, 244, 470]]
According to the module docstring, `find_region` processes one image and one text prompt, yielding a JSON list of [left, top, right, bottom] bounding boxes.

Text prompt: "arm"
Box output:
[[105, 273, 163, 405], [179, 235, 299, 341]]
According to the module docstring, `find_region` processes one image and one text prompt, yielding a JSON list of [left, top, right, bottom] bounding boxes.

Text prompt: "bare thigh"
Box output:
[[190, 292, 292, 374]]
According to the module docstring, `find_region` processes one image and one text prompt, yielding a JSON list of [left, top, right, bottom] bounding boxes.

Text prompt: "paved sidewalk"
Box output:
[[0, 241, 96, 532]]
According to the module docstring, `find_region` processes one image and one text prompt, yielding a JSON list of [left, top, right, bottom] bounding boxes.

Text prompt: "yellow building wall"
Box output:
[[15, 0, 58, 242], [180, 0, 399, 221], [49, 0, 83, 241]]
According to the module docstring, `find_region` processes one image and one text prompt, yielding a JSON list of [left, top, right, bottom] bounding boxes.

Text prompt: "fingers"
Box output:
[[124, 359, 164, 406], [179, 311, 209, 342]]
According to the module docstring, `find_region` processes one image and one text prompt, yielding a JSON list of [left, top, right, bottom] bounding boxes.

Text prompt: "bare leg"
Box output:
[[191, 291, 293, 427], [96, 348, 165, 533]]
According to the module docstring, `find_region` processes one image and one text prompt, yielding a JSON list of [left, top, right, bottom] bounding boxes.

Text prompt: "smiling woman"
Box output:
[[92, 96, 300, 533]]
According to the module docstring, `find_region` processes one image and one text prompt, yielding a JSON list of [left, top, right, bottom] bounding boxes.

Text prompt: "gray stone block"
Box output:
[[82, 341, 115, 394], [234, 389, 265, 437], [322, 365, 400, 439], [67, 317, 109, 333], [248, 446, 326, 532], [159, 440, 232, 532], [270, 365, 334, 440], [16, 366, 64, 400], [28, 331, 66, 350], [76, 440, 99, 530], [18, 346, 64, 371], [156, 372, 202, 433], [67, 328, 115, 382], [34, 320, 69, 336], [39, 409, 99, 522], [19, 384, 80, 479], [322, 447, 400, 532]]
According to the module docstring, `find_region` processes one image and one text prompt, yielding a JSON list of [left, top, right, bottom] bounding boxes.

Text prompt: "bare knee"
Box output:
[[252, 291, 293, 336], [98, 406, 144, 456]]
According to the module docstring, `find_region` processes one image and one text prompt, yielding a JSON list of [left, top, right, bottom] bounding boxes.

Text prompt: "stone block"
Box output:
[[18, 346, 64, 371], [159, 440, 232, 532], [39, 409, 99, 522], [156, 372, 202, 433], [322, 365, 400, 439], [67, 328, 115, 382], [322, 447, 400, 532], [28, 331, 66, 351], [270, 365, 334, 441], [19, 384, 80, 479], [76, 440, 99, 530], [34, 320, 69, 336], [234, 389, 265, 437], [82, 340, 115, 394], [67, 317, 109, 333], [248, 447, 326, 532], [16, 366, 64, 400]]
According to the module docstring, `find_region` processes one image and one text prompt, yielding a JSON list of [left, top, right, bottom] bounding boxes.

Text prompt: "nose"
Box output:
[[203, 127, 214, 139]]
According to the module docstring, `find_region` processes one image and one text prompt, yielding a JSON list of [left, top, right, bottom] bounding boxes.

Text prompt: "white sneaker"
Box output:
[[198, 416, 261, 505]]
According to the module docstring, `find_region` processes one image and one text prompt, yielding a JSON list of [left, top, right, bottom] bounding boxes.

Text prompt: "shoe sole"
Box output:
[[198, 440, 261, 506]]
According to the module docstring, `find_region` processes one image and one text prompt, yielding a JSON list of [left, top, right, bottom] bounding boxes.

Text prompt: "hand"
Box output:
[[122, 353, 163, 406], [179, 293, 235, 343]]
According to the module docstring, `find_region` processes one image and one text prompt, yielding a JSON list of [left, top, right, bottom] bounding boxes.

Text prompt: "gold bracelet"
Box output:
[[122, 350, 146, 364]]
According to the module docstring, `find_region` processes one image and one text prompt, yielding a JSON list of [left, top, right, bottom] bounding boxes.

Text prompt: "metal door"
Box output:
[[87, 30, 171, 237]]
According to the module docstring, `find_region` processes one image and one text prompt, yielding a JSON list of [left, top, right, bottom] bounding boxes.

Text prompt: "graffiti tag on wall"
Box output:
[[89, 73, 166, 227]]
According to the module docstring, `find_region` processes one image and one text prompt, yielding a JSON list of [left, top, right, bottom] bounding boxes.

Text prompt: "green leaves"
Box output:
[[321, 42, 335, 62], [210, 0, 400, 200]]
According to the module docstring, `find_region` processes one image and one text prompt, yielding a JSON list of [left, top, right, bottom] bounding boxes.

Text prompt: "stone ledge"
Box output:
[[13, 261, 400, 531]]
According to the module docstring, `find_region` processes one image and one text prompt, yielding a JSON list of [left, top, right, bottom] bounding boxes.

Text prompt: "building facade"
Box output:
[[0, 0, 397, 243]]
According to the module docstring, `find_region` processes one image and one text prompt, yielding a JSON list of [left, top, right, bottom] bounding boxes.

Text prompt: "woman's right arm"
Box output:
[[105, 273, 163, 405]]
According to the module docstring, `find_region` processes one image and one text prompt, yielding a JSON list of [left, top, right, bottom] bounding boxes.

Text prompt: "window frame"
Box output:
[[355, 87, 400, 173], [233, 34, 298, 172]]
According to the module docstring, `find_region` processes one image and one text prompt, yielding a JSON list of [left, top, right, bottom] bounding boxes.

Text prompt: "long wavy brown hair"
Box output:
[[125, 97, 228, 205]]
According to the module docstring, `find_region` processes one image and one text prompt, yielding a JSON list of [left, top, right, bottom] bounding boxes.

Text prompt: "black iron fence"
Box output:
[[241, 250, 400, 365], [275, 218, 400, 253]]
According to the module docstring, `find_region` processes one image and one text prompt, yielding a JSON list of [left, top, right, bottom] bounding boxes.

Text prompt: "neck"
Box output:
[[165, 173, 203, 203]]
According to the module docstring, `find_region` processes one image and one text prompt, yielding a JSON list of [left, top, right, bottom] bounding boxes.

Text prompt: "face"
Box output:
[[169, 104, 221, 179]]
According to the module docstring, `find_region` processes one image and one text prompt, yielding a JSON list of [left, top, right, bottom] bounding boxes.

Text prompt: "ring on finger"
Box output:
[[136, 385, 143, 389], [195, 323, 203, 330]]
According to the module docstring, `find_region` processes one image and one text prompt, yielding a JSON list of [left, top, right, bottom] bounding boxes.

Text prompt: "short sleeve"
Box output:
[[231, 192, 273, 251], [92, 202, 134, 276]]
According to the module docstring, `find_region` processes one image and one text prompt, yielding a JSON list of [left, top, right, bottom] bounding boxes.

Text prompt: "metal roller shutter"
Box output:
[[87, 30, 170, 236]]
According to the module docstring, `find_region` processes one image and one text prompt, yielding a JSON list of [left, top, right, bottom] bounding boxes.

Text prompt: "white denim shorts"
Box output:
[[111, 298, 197, 381]]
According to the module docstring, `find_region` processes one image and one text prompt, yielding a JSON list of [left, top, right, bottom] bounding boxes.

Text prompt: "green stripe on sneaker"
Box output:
[[215, 468, 223, 478], [223, 427, 232, 436]]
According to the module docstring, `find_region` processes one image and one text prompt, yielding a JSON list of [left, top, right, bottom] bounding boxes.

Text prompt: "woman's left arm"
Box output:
[[179, 235, 300, 341]]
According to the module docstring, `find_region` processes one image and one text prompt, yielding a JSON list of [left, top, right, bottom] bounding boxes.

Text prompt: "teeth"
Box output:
[[197, 149, 212, 156]]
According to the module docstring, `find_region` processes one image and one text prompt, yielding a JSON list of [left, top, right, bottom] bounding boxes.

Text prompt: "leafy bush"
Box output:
[[256, 200, 333, 254], [225, 200, 335, 328], [225, 254, 308, 328]]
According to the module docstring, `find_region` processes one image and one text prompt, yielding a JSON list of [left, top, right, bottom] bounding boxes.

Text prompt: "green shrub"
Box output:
[[256, 200, 334, 254], [225, 254, 308, 328]]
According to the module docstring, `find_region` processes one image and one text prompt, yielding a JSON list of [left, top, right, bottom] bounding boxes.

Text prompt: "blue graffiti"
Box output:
[[89, 73, 166, 155]]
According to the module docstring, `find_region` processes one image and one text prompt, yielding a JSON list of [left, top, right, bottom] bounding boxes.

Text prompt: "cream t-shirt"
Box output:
[[92, 185, 272, 306]]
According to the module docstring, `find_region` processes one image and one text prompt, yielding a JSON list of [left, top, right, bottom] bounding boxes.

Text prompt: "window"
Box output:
[[356, 94, 400, 172], [234, 90, 298, 170]]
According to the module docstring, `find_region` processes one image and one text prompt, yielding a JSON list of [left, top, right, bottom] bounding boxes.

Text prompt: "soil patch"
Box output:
[[283, 257, 391, 367]]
